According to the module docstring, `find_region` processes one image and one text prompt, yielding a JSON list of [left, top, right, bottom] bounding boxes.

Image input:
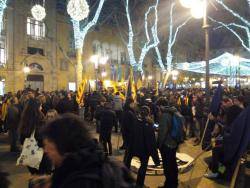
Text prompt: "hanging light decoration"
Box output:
[[67, 0, 90, 21], [31, 0, 46, 21]]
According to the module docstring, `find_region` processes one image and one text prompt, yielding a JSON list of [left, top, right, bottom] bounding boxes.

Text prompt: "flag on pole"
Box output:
[[201, 83, 223, 149], [126, 68, 137, 102], [223, 106, 250, 170], [209, 83, 223, 115], [137, 78, 143, 90], [76, 79, 87, 104]]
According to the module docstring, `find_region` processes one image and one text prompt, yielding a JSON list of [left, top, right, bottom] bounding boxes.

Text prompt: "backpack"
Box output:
[[171, 114, 184, 144]]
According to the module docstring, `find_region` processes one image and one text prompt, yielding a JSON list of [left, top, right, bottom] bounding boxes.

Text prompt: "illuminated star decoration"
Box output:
[[154, 2, 191, 73], [71, 0, 105, 49], [125, 0, 160, 73], [210, 0, 250, 52], [31, 0, 46, 21], [0, 0, 7, 31], [67, 0, 89, 21]]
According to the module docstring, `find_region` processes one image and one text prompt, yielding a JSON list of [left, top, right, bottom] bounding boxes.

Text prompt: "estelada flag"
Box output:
[[126, 68, 137, 102], [76, 79, 87, 104]]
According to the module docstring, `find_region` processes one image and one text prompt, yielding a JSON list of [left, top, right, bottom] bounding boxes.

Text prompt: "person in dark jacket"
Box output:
[[204, 105, 243, 179], [19, 98, 51, 175], [193, 93, 205, 145], [120, 97, 137, 150], [96, 102, 116, 155], [56, 92, 75, 114], [124, 106, 160, 188], [5, 97, 21, 152], [41, 113, 135, 188]]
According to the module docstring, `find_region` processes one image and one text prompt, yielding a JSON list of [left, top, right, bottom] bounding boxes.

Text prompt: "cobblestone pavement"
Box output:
[[0, 122, 229, 188]]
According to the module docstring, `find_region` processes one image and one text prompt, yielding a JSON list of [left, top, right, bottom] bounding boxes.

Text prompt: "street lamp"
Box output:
[[90, 54, 109, 90], [180, 0, 210, 96]]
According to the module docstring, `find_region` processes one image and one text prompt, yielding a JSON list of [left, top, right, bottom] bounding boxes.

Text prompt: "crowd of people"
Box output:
[[0, 86, 249, 188]]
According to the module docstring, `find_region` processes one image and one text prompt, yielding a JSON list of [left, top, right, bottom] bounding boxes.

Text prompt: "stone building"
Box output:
[[0, 0, 159, 93]]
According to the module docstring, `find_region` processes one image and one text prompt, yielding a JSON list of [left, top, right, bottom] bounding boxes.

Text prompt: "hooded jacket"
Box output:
[[51, 140, 134, 188]]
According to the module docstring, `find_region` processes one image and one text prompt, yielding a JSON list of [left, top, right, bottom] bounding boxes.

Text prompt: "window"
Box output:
[[0, 42, 6, 66], [27, 17, 45, 39], [27, 47, 44, 56]]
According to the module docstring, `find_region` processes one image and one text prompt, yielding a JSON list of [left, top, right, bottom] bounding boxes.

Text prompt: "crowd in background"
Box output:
[[0, 86, 249, 188]]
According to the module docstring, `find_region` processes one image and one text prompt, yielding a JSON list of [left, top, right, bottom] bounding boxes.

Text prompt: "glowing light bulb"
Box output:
[[191, 0, 205, 19]]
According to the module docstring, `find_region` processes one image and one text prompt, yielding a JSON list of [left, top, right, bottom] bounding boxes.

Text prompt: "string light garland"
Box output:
[[67, 0, 90, 21], [0, 0, 7, 31], [31, 0, 46, 21]]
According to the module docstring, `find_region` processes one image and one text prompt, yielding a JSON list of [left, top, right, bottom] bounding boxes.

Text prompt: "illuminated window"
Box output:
[[0, 42, 6, 66], [27, 17, 45, 39]]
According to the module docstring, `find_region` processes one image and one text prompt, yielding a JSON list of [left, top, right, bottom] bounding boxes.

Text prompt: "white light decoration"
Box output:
[[176, 52, 250, 76], [31, 4, 46, 21], [67, 0, 89, 21], [155, 1, 191, 73], [23, 66, 31, 73], [179, 0, 196, 8], [191, 0, 205, 19]]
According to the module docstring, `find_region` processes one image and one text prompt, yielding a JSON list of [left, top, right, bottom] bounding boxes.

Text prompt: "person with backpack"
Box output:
[[157, 98, 184, 188], [40, 113, 135, 188]]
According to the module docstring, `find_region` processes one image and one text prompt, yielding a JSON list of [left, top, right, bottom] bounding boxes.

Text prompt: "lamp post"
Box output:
[[180, 0, 210, 95]]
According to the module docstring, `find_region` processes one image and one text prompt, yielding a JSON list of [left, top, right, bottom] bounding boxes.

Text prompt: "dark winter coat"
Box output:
[[97, 108, 116, 142], [5, 104, 21, 130], [128, 118, 160, 162], [51, 140, 135, 188], [121, 108, 137, 147], [56, 98, 75, 114]]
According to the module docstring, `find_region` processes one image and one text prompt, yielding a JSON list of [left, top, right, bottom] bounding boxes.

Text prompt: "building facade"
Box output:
[[0, 0, 138, 93]]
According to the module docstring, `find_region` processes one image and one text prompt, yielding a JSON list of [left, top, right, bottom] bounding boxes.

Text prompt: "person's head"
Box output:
[[37, 95, 46, 104], [140, 106, 150, 118], [19, 98, 43, 136], [45, 109, 58, 121], [124, 97, 135, 110], [156, 97, 168, 107], [104, 102, 112, 109], [115, 92, 120, 96], [42, 113, 92, 167], [233, 96, 245, 108], [10, 96, 18, 105], [225, 105, 243, 126], [222, 97, 233, 109]]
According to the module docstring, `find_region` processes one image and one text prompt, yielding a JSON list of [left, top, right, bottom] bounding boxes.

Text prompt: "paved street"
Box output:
[[0, 122, 229, 188]]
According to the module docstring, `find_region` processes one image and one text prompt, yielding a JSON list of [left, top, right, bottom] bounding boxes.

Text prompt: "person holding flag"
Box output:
[[120, 68, 137, 150], [201, 83, 223, 150]]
